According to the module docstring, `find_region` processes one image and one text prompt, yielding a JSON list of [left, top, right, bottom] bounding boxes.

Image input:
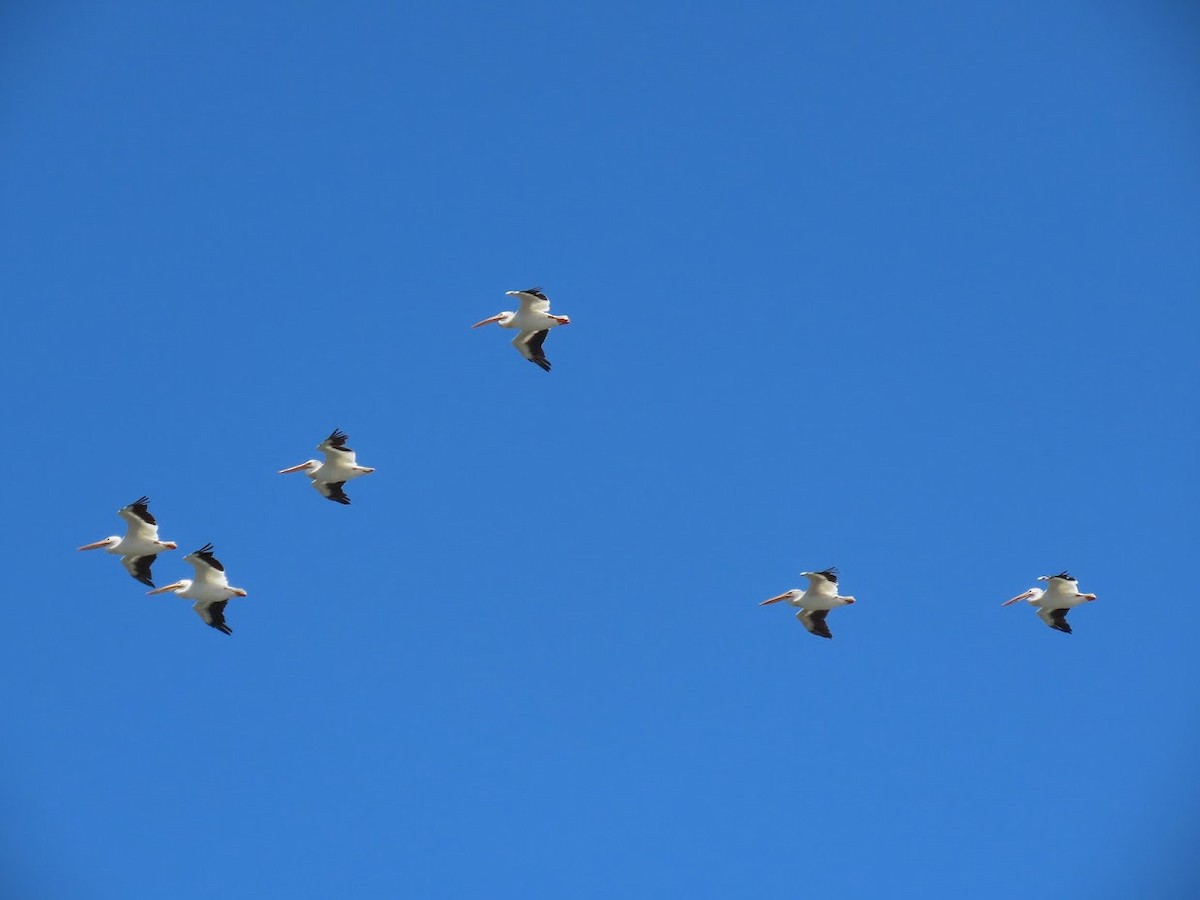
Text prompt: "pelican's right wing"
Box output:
[[1037, 607, 1072, 634], [315, 481, 351, 505], [797, 609, 833, 639], [512, 330, 552, 372]]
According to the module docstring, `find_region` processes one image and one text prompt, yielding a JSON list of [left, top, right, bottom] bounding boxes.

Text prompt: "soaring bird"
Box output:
[[1001, 571, 1097, 634], [147, 543, 248, 635], [78, 496, 177, 587], [759, 568, 857, 639], [471, 287, 571, 371], [278, 428, 375, 504]]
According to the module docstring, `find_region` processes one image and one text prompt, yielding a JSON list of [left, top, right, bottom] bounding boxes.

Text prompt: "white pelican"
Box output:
[[278, 428, 375, 504], [147, 543, 248, 635], [759, 568, 857, 639], [77, 496, 177, 587], [471, 287, 571, 371], [1001, 571, 1097, 634]]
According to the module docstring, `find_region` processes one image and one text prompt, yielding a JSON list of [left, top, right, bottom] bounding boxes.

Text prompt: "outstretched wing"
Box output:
[[122, 554, 157, 587], [194, 600, 233, 635], [512, 287, 550, 315], [319, 428, 358, 466], [797, 608, 834, 639], [512, 330, 552, 372], [317, 481, 351, 505], [118, 497, 159, 540], [186, 543, 230, 587], [1037, 607, 1073, 634]]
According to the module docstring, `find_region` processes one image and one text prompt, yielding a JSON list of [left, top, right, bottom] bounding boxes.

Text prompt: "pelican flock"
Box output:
[[76, 286, 1107, 641]]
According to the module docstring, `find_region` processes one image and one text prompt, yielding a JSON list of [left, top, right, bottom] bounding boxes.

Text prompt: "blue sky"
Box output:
[[3, 2, 1199, 897]]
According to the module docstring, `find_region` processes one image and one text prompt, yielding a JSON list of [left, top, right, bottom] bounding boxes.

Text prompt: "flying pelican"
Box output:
[[278, 428, 375, 504], [1001, 571, 1097, 634], [759, 568, 857, 639], [77, 496, 177, 587], [471, 287, 571, 371], [147, 543, 248, 635]]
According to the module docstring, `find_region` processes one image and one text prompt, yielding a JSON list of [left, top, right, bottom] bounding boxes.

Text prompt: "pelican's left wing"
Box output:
[[318, 429, 358, 466], [186, 543, 230, 587], [118, 497, 159, 540], [510, 287, 550, 315]]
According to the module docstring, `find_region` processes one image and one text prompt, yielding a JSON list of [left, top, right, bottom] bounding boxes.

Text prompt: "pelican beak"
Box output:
[[278, 463, 310, 474], [1001, 591, 1033, 607], [147, 581, 186, 595], [759, 593, 790, 606], [472, 314, 504, 328], [77, 540, 111, 551]]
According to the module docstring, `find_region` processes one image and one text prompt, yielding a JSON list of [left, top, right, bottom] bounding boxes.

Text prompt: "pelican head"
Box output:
[[147, 579, 191, 596], [759, 589, 802, 606], [1002, 588, 1045, 607], [78, 536, 120, 551], [471, 311, 515, 328], [279, 460, 320, 475]]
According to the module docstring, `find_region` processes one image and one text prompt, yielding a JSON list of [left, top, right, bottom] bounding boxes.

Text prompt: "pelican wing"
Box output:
[[186, 543, 230, 587], [118, 497, 159, 541], [512, 330, 552, 372], [194, 600, 232, 635], [121, 554, 158, 587], [803, 569, 839, 599], [319, 429, 358, 466], [316, 481, 351, 505], [511, 287, 550, 315], [1037, 607, 1072, 634], [808, 568, 838, 585], [1044, 572, 1077, 587], [797, 608, 833, 639]]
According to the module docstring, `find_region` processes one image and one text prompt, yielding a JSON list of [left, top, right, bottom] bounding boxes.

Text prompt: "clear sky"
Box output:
[[3, 2, 1199, 898]]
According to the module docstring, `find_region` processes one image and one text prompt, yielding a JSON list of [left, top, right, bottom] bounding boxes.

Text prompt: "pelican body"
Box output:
[[147, 543, 248, 635], [78, 496, 177, 587], [1001, 571, 1097, 634], [759, 568, 857, 639], [472, 287, 571, 371], [279, 428, 375, 504]]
